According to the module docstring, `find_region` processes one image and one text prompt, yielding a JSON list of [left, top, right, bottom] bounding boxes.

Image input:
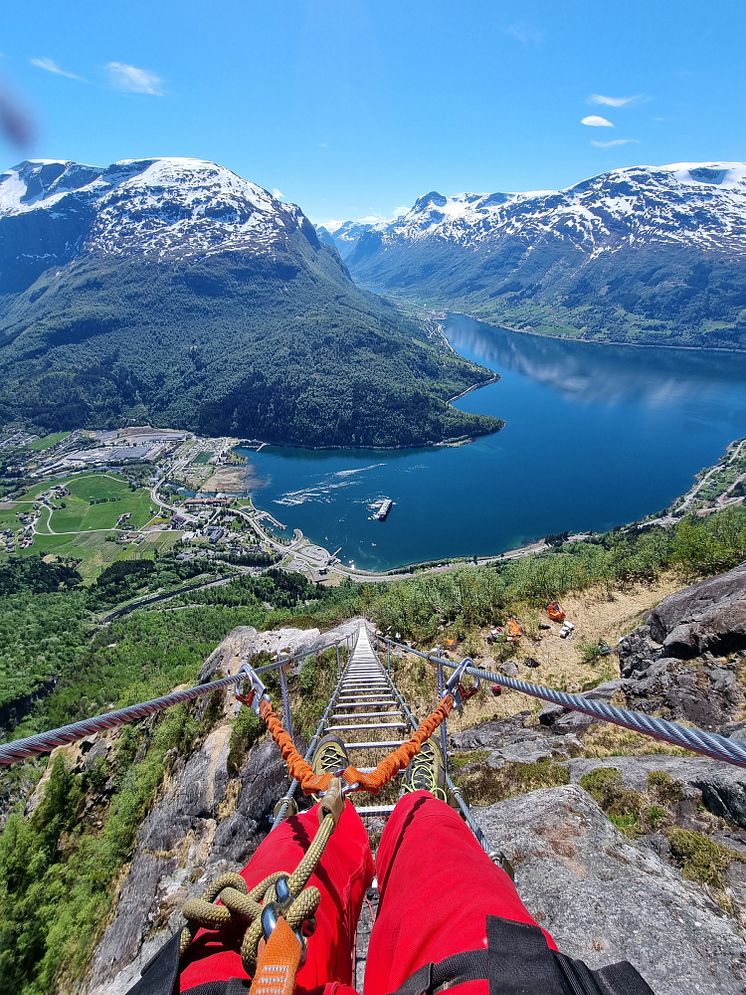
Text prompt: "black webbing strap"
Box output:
[[128, 915, 656, 995], [124, 927, 252, 995], [388, 916, 656, 995], [126, 928, 182, 995], [183, 981, 250, 995], [124, 924, 250, 995]]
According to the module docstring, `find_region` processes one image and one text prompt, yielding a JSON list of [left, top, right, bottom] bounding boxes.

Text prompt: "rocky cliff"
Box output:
[[454, 562, 746, 994], [80, 619, 362, 995]]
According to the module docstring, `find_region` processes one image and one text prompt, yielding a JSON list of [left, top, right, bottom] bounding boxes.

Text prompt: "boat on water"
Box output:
[[373, 498, 393, 521]]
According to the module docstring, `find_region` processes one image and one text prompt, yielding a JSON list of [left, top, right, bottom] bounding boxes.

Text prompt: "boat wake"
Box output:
[[275, 463, 385, 506]]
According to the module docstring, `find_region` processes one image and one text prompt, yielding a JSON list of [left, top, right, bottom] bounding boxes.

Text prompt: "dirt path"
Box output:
[[444, 573, 685, 732]]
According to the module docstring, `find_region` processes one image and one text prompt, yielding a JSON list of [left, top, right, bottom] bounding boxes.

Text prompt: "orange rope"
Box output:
[[258, 696, 455, 795]]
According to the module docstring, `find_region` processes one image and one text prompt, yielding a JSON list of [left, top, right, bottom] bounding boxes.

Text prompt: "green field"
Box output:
[[0, 473, 172, 582], [193, 450, 212, 465], [38, 474, 154, 533], [27, 431, 70, 451]]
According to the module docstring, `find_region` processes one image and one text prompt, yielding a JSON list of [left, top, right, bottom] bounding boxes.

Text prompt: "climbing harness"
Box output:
[[387, 916, 655, 995], [181, 781, 343, 977]]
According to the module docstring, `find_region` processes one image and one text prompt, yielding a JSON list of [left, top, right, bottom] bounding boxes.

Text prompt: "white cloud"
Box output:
[[592, 138, 640, 148], [272, 188, 284, 200], [505, 21, 542, 45], [30, 57, 86, 82], [318, 219, 343, 232], [581, 115, 614, 128], [106, 62, 164, 96], [589, 94, 643, 108]]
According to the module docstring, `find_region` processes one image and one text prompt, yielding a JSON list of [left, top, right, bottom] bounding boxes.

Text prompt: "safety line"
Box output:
[[0, 639, 351, 767], [379, 637, 746, 769]]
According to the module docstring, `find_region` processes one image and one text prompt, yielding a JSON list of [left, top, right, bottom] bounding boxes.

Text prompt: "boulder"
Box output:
[[538, 679, 622, 732], [476, 784, 746, 994], [564, 754, 746, 828], [647, 562, 746, 657]]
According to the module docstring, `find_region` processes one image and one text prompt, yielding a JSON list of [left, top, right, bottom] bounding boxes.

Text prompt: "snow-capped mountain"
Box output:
[[317, 219, 377, 260], [340, 163, 746, 349], [346, 163, 746, 257], [0, 157, 497, 447], [0, 157, 319, 290]]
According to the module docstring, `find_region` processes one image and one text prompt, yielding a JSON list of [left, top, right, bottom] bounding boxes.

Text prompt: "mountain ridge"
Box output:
[[0, 157, 501, 447], [329, 162, 746, 349]]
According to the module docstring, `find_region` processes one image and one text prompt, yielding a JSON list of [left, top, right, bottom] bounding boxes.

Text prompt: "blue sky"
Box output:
[[1, 0, 744, 226]]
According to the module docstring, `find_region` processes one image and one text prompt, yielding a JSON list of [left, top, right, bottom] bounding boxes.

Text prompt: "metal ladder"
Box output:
[[326, 624, 411, 819]]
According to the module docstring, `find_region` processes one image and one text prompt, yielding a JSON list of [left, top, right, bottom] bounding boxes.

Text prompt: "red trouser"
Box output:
[[179, 791, 557, 995]]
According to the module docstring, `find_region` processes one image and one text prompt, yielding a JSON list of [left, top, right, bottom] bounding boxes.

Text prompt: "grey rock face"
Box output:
[[647, 562, 746, 656], [477, 784, 746, 995], [564, 754, 746, 829], [538, 679, 623, 732], [615, 563, 746, 729]]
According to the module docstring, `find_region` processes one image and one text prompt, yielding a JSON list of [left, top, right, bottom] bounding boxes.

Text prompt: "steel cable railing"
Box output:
[[0, 639, 350, 767], [379, 636, 746, 769]]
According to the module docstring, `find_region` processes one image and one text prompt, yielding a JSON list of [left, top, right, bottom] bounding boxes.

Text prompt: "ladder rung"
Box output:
[[355, 804, 396, 816], [339, 690, 392, 696], [337, 703, 397, 711], [344, 740, 406, 750], [332, 711, 402, 720], [328, 722, 406, 732]]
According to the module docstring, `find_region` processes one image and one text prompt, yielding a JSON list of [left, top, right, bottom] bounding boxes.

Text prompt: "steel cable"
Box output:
[[381, 637, 746, 769]]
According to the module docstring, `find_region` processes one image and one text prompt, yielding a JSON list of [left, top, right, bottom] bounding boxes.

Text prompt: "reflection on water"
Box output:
[[447, 315, 746, 413], [243, 315, 746, 571]]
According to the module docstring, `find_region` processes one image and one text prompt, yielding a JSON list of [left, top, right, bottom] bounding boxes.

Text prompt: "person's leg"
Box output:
[[180, 799, 374, 994], [364, 791, 556, 995]]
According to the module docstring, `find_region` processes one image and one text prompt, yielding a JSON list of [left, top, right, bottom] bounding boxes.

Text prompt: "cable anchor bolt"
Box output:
[[235, 662, 270, 715]]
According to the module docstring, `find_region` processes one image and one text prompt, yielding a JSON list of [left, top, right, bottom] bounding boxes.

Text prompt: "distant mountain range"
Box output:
[[321, 163, 746, 349], [0, 158, 500, 446]]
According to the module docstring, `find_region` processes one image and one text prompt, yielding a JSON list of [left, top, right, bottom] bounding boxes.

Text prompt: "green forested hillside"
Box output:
[[349, 238, 746, 350], [0, 247, 500, 447]]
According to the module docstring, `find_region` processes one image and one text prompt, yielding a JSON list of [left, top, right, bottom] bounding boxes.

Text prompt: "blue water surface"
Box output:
[[238, 315, 746, 571]]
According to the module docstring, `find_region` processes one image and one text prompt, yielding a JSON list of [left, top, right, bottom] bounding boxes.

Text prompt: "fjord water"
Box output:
[[241, 315, 746, 571]]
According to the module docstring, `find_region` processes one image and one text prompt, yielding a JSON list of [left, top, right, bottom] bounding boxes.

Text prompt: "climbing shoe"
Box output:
[[311, 734, 350, 801], [402, 738, 447, 800]]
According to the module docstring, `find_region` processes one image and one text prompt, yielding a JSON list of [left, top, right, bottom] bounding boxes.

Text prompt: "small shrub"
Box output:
[[227, 706, 263, 776], [647, 770, 684, 806], [667, 828, 744, 890], [579, 767, 645, 836], [458, 757, 569, 805]]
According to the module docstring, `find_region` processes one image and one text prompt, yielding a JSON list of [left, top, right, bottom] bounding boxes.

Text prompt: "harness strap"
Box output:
[[248, 918, 303, 995], [126, 915, 656, 995], [186, 982, 250, 994], [387, 916, 656, 995]]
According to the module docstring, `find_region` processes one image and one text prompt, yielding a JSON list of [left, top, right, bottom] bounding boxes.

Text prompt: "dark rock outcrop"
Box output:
[[646, 561, 746, 658], [615, 563, 746, 729], [477, 785, 746, 995]]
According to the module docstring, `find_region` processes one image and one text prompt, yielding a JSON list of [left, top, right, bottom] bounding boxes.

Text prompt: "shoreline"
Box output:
[[446, 309, 746, 356]]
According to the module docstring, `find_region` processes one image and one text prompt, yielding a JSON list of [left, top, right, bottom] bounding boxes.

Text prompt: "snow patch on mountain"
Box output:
[[342, 162, 746, 259], [0, 157, 305, 262]]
